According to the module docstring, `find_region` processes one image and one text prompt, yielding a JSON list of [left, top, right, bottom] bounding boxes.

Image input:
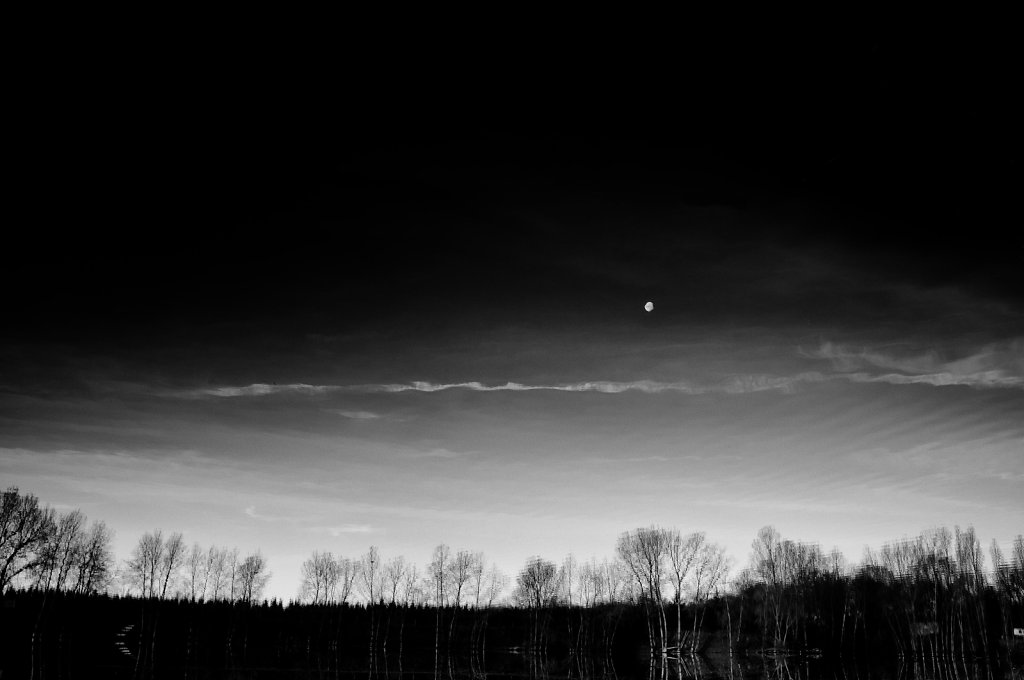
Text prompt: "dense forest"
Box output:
[[2, 486, 1022, 677]]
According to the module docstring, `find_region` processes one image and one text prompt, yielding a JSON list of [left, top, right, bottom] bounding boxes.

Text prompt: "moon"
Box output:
[[644, 301, 654, 312]]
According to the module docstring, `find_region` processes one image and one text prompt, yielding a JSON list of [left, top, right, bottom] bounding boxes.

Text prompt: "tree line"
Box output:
[[0, 487, 269, 604], [3, 484, 1023, 672], [1, 486, 114, 595]]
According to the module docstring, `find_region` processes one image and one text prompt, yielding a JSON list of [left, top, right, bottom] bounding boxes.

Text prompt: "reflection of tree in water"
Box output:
[[650, 653, 730, 680]]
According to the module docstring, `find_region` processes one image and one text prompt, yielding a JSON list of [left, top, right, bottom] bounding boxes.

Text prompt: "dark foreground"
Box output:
[[1, 590, 1022, 679]]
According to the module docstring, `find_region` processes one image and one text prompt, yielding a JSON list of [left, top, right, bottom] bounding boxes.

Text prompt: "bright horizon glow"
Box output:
[[3, 326, 1022, 603]]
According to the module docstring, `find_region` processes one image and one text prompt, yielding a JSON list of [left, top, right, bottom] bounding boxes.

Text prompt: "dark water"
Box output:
[[30, 653, 1017, 680]]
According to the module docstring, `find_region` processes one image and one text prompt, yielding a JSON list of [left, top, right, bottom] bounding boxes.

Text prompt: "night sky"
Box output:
[[4, 28, 1022, 601]]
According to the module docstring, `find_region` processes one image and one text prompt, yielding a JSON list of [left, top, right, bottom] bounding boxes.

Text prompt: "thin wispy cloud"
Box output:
[[842, 371, 1024, 389], [803, 340, 1024, 390], [179, 377, 822, 399], [324, 409, 381, 420], [304, 524, 376, 536], [244, 505, 288, 522], [198, 384, 338, 398], [176, 372, 1023, 401], [169, 341, 1024, 403], [376, 380, 698, 393]]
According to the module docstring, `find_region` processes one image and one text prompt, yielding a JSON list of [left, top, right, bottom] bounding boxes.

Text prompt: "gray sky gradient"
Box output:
[[4, 34, 1022, 602]]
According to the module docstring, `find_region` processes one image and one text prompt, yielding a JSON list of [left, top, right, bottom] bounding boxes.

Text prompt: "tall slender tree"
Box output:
[[667, 531, 704, 651], [158, 532, 187, 599], [358, 546, 381, 604], [688, 540, 729, 652], [617, 527, 671, 654], [185, 542, 206, 600]]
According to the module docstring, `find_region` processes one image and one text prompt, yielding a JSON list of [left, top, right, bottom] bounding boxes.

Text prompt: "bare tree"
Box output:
[[126, 529, 187, 599], [991, 535, 1024, 653], [617, 526, 671, 654], [226, 547, 240, 601], [33, 509, 85, 591], [577, 558, 599, 607], [447, 550, 475, 607], [514, 557, 561, 607], [955, 525, 989, 658], [358, 546, 381, 604], [688, 540, 729, 652], [300, 550, 341, 604], [206, 546, 229, 600], [158, 532, 187, 599], [384, 555, 409, 604], [828, 547, 847, 577], [441, 549, 476, 651], [514, 556, 561, 651], [0, 487, 55, 592], [337, 556, 358, 604], [185, 542, 206, 600], [128, 530, 164, 598], [483, 564, 508, 607], [559, 554, 578, 606], [400, 562, 422, 605], [237, 551, 270, 603], [469, 552, 486, 607], [750, 525, 785, 646], [429, 544, 451, 607], [429, 543, 451, 666], [667, 530, 704, 650], [72, 520, 114, 594], [600, 558, 629, 604]]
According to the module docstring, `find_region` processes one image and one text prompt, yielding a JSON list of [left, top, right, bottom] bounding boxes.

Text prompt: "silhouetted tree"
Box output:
[[126, 529, 187, 599], [447, 550, 474, 607], [185, 542, 206, 600], [617, 526, 671, 654], [71, 520, 114, 593], [28, 510, 113, 594], [127, 530, 164, 598], [226, 547, 240, 600], [32, 509, 85, 590], [0, 487, 55, 591], [299, 550, 340, 604], [749, 525, 785, 647], [559, 554, 577, 606], [159, 532, 186, 599], [514, 556, 560, 652], [429, 544, 450, 606], [337, 555, 358, 604], [429, 543, 450, 667], [688, 539, 729, 652], [237, 551, 270, 603], [384, 555, 409, 604], [400, 561, 423, 604], [357, 545, 381, 604], [483, 564, 508, 606], [991, 534, 1024, 662], [667, 530, 703, 652], [205, 545, 230, 599], [515, 556, 560, 609]]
